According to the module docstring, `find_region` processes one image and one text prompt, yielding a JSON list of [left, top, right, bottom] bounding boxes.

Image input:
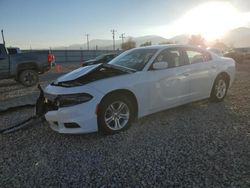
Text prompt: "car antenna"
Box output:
[[1, 29, 6, 46]]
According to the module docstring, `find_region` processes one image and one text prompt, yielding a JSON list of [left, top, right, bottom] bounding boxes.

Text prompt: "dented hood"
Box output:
[[54, 64, 101, 84], [52, 63, 130, 87]]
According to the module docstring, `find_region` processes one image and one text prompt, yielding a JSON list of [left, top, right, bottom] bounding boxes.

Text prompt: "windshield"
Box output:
[[95, 54, 106, 61], [109, 48, 157, 71]]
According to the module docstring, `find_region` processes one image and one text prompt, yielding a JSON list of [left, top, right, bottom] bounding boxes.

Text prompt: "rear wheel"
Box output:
[[210, 75, 229, 102], [19, 69, 39, 87], [98, 95, 134, 134]]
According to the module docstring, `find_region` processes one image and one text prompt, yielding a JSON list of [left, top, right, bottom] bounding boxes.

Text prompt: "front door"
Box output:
[[146, 48, 191, 113]]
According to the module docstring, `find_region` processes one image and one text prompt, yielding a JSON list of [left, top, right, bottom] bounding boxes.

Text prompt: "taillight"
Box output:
[[48, 53, 55, 63]]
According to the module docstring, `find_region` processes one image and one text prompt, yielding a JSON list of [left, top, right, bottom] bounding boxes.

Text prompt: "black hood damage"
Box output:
[[52, 64, 131, 87]]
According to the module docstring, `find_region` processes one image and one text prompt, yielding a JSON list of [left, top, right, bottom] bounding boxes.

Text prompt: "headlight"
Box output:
[[57, 93, 93, 107]]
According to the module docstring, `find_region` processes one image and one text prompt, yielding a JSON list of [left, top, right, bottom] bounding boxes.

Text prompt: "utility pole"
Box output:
[[119, 33, 125, 48], [111, 29, 117, 51], [86, 34, 90, 50], [1, 29, 5, 46], [119, 33, 125, 44]]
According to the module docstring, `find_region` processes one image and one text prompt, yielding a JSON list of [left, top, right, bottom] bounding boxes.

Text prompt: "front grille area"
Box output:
[[64, 123, 80, 128], [44, 93, 59, 111], [53, 121, 58, 126]]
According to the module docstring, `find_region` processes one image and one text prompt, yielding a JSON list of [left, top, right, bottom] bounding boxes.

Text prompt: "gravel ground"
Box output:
[[0, 63, 250, 187]]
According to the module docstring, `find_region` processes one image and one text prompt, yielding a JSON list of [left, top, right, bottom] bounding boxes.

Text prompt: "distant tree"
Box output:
[[212, 40, 229, 51], [140, 41, 152, 47], [188, 35, 206, 47], [159, 41, 174, 45], [122, 38, 136, 50]]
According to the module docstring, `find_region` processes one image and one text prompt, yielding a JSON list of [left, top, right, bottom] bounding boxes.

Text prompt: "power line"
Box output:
[[111, 29, 117, 51], [86, 34, 90, 50]]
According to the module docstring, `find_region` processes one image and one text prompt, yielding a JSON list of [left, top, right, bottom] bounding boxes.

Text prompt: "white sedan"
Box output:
[[44, 45, 235, 134]]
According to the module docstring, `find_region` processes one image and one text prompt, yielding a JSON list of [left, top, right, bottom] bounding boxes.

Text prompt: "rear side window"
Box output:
[[186, 49, 212, 64], [7, 48, 16, 54]]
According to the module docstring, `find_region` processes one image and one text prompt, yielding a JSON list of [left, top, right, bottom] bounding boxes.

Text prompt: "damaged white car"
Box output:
[[44, 45, 235, 134]]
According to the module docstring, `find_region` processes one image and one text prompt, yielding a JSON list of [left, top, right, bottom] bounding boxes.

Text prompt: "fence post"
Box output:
[[80, 47, 83, 62], [65, 48, 68, 63]]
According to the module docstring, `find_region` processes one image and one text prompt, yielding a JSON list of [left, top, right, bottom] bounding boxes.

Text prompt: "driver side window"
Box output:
[[153, 49, 182, 69]]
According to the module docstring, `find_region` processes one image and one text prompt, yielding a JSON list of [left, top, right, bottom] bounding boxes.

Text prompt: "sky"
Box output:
[[0, 0, 250, 48]]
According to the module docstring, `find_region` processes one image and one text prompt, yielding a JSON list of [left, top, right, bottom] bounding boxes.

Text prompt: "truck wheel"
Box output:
[[19, 70, 39, 87]]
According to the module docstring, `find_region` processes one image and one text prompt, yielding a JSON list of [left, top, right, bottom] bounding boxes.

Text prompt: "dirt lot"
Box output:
[[0, 63, 250, 187]]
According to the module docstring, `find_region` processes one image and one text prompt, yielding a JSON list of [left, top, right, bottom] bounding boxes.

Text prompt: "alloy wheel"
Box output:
[[104, 101, 130, 131], [215, 79, 227, 99]]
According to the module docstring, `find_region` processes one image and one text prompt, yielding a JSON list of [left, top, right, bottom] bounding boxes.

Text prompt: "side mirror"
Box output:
[[152, 61, 168, 70]]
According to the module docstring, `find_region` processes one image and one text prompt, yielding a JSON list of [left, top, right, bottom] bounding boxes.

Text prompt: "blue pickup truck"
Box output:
[[0, 44, 54, 86]]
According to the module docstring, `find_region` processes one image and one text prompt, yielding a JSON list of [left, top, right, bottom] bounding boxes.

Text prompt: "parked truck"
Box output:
[[0, 44, 54, 86]]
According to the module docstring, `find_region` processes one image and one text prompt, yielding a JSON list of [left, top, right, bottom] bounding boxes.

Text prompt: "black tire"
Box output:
[[98, 94, 134, 134], [19, 69, 39, 87], [210, 75, 229, 102]]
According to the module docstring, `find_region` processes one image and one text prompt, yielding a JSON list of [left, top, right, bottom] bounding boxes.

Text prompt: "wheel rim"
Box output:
[[215, 79, 227, 99], [104, 101, 130, 131], [24, 72, 36, 85]]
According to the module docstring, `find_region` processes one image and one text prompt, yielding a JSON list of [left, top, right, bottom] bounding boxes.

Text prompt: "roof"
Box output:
[[137, 44, 205, 50]]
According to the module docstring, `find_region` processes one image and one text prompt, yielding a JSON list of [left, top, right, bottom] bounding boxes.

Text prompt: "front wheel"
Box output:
[[98, 95, 134, 134], [210, 75, 229, 102], [19, 69, 39, 87]]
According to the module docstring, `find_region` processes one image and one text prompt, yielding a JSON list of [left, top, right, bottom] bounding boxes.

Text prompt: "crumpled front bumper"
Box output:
[[45, 101, 99, 134]]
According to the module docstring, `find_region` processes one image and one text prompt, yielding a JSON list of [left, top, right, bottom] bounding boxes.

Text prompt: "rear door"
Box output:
[[183, 47, 214, 100], [0, 46, 10, 78]]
